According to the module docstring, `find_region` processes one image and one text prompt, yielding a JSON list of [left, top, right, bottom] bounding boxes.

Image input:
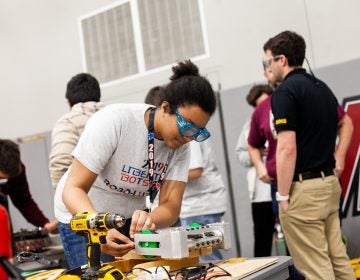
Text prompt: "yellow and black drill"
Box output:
[[59, 211, 126, 280]]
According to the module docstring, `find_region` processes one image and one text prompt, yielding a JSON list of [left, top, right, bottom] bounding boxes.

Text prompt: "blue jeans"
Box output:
[[58, 222, 115, 270], [270, 183, 279, 220], [180, 213, 224, 262]]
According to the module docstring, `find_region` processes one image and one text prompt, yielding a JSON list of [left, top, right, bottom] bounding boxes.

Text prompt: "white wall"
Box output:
[[1, 0, 359, 139]]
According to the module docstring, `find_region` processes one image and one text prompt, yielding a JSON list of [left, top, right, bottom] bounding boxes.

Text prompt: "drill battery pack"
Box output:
[[351, 258, 360, 279]]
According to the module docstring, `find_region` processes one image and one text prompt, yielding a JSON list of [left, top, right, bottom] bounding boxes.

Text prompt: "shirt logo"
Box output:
[[275, 118, 287, 125]]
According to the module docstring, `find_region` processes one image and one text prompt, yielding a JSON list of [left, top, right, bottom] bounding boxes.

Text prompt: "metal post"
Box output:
[[216, 88, 241, 257]]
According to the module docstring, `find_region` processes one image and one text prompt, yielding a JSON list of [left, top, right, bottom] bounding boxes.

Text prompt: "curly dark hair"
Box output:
[[246, 84, 273, 107], [0, 139, 21, 177], [66, 73, 101, 107], [162, 60, 216, 115], [263, 31, 306, 67], [144, 86, 165, 107]]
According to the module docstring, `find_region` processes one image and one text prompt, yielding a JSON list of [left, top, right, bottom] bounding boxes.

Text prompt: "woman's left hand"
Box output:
[[102, 229, 135, 257]]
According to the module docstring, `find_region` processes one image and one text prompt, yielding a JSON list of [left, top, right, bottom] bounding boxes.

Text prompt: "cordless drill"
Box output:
[[70, 212, 126, 279]]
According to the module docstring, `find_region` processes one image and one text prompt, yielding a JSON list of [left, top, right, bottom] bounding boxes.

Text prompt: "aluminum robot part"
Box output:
[[135, 227, 189, 258], [187, 222, 231, 251], [134, 222, 231, 259]]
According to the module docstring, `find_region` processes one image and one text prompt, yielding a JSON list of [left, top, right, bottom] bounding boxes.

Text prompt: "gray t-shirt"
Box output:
[[54, 103, 190, 223], [180, 141, 227, 218]]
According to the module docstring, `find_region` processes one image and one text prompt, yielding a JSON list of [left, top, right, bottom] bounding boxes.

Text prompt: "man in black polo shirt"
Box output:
[[263, 31, 355, 279]]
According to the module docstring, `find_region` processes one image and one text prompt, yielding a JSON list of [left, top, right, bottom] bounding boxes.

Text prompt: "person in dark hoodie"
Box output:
[[0, 139, 58, 234]]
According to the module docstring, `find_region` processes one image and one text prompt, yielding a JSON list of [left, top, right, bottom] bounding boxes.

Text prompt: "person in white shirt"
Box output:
[[236, 84, 275, 257]]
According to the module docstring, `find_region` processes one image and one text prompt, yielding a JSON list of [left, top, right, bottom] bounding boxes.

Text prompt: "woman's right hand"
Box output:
[[101, 228, 135, 257]]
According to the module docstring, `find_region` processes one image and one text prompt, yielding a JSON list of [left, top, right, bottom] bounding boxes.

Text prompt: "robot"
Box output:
[[134, 222, 231, 259], [58, 212, 231, 279]]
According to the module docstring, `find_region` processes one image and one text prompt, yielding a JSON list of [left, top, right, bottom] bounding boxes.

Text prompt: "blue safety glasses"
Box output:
[[175, 109, 210, 142]]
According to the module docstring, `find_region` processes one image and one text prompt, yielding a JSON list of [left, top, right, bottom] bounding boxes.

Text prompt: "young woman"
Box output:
[[54, 60, 217, 269]]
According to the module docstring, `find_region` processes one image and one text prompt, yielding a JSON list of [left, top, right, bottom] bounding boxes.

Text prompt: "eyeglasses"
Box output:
[[175, 109, 210, 142], [262, 55, 282, 68]]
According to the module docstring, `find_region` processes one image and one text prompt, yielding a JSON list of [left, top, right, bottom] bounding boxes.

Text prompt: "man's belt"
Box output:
[[293, 169, 334, 182]]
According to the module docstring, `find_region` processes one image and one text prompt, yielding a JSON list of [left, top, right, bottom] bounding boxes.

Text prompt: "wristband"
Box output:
[[276, 192, 289, 201]]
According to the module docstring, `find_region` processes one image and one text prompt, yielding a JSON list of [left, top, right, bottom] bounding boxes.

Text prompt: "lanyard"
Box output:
[[147, 108, 172, 205]]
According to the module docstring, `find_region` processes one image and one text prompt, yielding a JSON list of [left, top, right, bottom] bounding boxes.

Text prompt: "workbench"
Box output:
[[240, 256, 292, 280], [199, 256, 292, 280], [20, 255, 293, 279]]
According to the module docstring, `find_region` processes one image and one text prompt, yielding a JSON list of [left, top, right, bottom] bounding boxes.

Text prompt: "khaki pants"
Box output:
[[279, 175, 355, 280]]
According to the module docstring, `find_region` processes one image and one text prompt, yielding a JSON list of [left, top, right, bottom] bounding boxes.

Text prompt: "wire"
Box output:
[[175, 266, 207, 280], [304, 57, 319, 86], [155, 265, 172, 279], [125, 267, 152, 279], [16, 251, 53, 266], [125, 266, 172, 280]]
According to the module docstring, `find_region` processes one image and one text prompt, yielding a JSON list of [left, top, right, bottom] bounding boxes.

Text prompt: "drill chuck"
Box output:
[[105, 213, 126, 229]]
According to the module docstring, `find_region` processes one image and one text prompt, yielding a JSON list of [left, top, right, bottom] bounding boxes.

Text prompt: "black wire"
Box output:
[[125, 266, 172, 280], [206, 263, 232, 279], [125, 267, 152, 279], [155, 265, 172, 279], [175, 266, 207, 280], [304, 57, 319, 86]]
